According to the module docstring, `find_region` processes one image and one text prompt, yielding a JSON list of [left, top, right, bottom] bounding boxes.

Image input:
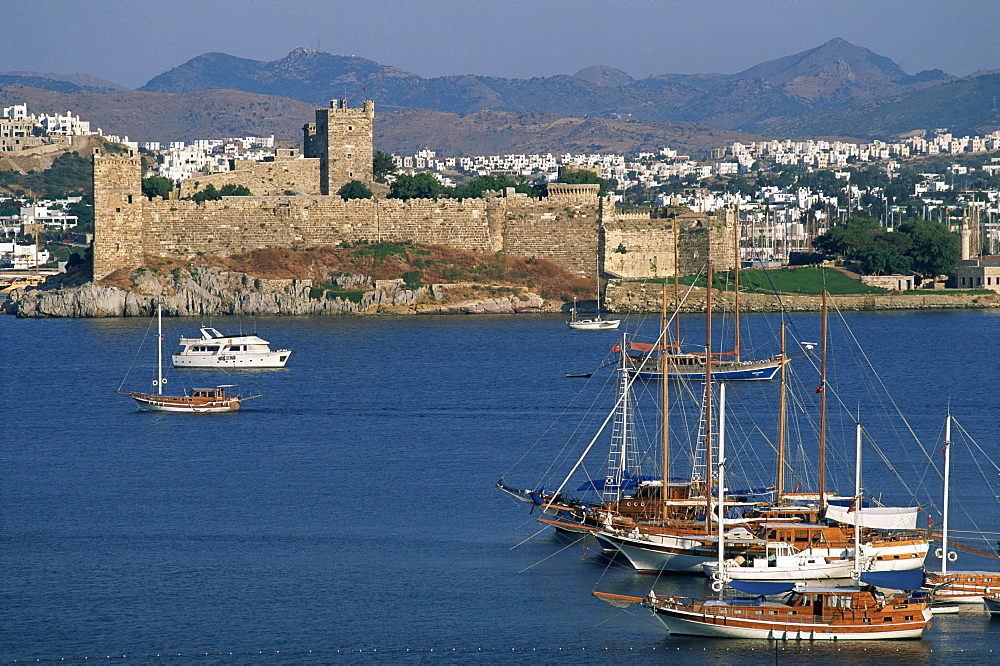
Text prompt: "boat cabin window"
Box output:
[[192, 388, 225, 398], [826, 595, 853, 608]]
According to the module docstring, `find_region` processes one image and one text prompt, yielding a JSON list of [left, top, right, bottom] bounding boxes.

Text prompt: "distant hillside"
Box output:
[[375, 109, 764, 156], [2, 39, 994, 149], [135, 40, 957, 132], [0, 75, 97, 95], [726, 38, 952, 107], [753, 72, 1000, 138], [0, 85, 316, 142], [0, 84, 765, 153], [1, 71, 126, 92]]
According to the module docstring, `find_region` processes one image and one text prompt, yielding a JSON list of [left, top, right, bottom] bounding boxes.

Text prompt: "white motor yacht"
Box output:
[[172, 327, 291, 368]]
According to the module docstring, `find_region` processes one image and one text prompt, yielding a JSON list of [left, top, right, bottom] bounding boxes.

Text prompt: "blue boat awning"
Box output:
[[860, 569, 925, 591]]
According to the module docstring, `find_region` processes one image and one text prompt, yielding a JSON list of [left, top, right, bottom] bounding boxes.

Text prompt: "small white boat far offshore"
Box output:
[[173, 327, 291, 368]]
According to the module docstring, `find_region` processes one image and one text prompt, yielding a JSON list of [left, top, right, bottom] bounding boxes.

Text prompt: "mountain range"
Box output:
[[3, 39, 999, 155]]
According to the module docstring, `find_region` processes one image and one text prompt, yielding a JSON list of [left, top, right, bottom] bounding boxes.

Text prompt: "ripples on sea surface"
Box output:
[[1, 310, 998, 663]]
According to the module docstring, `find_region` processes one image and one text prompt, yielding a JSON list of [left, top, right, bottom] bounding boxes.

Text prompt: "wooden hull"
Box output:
[[984, 595, 1000, 616], [630, 357, 783, 381], [599, 530, 926, 574], [126, 392, 241, 413], [704, 558, 861, 582], [925, 571, 1000, 603], [648, 603, 929, 640]]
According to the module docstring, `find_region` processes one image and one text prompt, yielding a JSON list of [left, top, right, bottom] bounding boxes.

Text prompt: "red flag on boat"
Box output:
[[611, 344, 622, 353], [847, 500, 856, 513], [814, 386, 824, 393]]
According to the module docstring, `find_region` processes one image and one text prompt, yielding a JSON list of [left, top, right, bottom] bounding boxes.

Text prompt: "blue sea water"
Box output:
[[1, 309, 999, 664]]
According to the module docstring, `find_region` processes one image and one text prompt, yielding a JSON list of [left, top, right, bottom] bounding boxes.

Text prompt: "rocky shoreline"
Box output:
[[605, 281, 1000, 313], [2, 267, 557, 318], [4, 267, 998, 318]]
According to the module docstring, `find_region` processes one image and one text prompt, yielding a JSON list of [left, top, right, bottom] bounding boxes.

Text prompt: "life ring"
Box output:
[[711, 581, 724, 592], [711, 571, 723, 581], [935, 548, 943, 559], [948, 551, 958, 562]]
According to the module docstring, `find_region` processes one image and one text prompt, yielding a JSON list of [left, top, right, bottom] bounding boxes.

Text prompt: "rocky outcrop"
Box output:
[[4, 266, 554, 318], [606, 281, 1000, 313]]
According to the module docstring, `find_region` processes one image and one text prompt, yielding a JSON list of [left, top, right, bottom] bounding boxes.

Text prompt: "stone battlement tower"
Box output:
[[303, 99, 374, 195], [93, 149, 144, 280]]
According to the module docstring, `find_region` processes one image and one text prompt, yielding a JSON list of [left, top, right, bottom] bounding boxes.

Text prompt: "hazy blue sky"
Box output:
[[2, 0, 997, 89]]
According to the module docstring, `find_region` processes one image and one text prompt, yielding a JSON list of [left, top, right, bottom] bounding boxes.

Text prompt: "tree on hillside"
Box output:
[[0, 198, 19, 216], [187, 183, 251, 203], [813, 216, 884, 258], [555, 169, 612, 196], [452, 173, 537, 199], [189, 184, 221, 202], [854, 245, 912, 276], [898, 219, 960, 278], [141, 176, 173, 200], [338, 180, 373, 201], [220, 184, 251, 196], [388, 172, 444, 200], [373, 150, 396, 183], [66, 198, 94, 233]]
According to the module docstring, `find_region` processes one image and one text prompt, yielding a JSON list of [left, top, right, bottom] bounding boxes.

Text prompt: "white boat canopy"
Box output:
[[825, 504, 919, 531]]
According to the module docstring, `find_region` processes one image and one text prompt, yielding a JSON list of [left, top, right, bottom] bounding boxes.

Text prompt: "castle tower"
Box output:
[[92, 149, 144, 280], [304, 99, 374, 195]]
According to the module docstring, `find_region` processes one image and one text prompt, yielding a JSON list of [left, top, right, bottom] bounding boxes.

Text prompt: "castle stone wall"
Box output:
[[603, 218, 677, 278], [92, 101, 735, 283], [177, 157, 321, 197], [676, 209, 737, 275], [502, 194, 601, 277]]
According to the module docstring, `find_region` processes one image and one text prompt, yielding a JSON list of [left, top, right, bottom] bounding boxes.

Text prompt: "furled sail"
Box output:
[[825, 504, 919, 530]]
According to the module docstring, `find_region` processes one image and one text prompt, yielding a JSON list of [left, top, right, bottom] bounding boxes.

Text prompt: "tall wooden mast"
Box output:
[[704, 262, 714, 531], [733, 209, 741, 362], [661, 283, 670, 522], [777, 320, 787, 502], [818, 289, 828, 513], [673, 216, 680, 348]]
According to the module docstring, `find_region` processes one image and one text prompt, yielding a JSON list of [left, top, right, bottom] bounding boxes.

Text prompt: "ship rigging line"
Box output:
[[117, 308, 158, 392]]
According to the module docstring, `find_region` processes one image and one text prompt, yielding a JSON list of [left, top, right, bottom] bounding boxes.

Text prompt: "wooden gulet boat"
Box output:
[[594, 419, 933, 640], [595, 583, 932, 640], [625, 219, 784, 380], [119, 304, 263, 413]]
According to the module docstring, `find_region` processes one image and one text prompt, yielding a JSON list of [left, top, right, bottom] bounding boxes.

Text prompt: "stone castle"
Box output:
[[93, 100, 735, 282]]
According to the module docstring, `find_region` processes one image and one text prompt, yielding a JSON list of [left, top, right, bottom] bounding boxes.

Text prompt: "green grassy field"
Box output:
[[631, 266, 888, 295]]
